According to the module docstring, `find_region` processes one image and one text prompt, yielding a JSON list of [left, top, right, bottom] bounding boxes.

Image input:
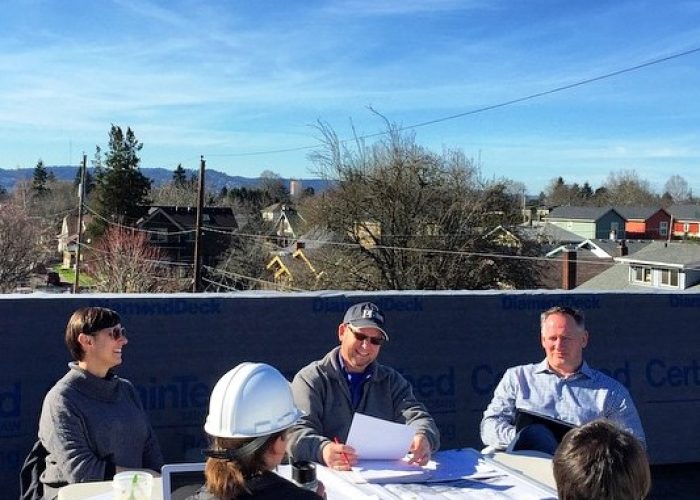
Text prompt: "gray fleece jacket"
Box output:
[[38, 363, 163, 495], [286, 347, 440, 463]]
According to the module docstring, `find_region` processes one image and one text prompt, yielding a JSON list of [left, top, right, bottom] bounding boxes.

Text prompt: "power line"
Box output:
[[201, 226, 620, 267], [78, 241, 194, 267], [204, 265, 305, 291], [83, 204, 196, 236], [204, 46, 700, 158]]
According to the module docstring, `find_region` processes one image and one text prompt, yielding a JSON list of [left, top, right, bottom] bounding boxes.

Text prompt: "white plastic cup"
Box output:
[[112, 471, 154, 500]]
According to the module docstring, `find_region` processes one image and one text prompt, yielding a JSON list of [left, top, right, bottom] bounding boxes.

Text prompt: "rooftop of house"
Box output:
[[613, 206, 668, 220], [138, 205, 238, 230], [546, 205, 619, 221], [582, 238, 652, 256], [578, 241, 700, 290], [615, 241, 700, 268], [517, 222, 585, 244], [667, 203, 700, 221]]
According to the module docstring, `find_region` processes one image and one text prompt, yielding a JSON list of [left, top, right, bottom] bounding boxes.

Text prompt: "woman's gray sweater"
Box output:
[[38, 363, 163, 494]]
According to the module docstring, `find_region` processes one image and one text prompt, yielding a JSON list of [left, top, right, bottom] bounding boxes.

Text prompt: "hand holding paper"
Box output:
[[346, 412, 416, 460], [408, 434, 431, 465]]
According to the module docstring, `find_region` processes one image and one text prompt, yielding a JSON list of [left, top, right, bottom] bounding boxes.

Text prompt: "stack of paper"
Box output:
[[352, 458, 432, 484]]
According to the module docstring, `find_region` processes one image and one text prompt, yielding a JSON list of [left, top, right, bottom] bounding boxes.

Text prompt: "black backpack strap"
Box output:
[[19, 439, 49, 500]]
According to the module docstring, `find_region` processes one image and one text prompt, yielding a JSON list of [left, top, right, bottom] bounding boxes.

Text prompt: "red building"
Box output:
[[668, 204, 700, 238], [615, 207, 671, 240]]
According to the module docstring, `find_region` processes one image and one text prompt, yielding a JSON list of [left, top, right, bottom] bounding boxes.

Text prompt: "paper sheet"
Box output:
[[426, 448, 506, 483], [346, 412, 416, 460], [352, 457, 432, 484]]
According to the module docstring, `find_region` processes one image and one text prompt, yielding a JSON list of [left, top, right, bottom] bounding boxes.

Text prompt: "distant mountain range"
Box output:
[[0, 165, 333, 193]]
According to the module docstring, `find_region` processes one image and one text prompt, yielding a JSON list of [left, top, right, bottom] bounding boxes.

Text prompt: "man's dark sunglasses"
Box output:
[[90, 326, 126, 340], [348, 326, 385, 346]]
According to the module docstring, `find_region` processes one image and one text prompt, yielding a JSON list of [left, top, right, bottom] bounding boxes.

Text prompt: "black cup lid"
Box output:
[[291, 460, 316, 484]]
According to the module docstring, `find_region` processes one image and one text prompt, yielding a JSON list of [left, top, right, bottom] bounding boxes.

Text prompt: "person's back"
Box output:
[[553, 419, 650, 500]]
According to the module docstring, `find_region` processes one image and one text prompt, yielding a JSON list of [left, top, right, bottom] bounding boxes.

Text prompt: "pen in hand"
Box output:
[[334, 437, 351, 468]]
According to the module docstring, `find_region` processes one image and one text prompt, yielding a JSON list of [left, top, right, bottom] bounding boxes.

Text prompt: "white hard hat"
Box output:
[[204, 362, 303, 438]]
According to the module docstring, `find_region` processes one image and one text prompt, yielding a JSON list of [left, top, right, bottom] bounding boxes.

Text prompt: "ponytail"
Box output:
[[203, 432, 284, 499]]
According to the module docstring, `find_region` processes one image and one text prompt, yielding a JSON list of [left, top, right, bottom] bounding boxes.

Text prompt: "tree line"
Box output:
[[2, 121, 698, 294], [540, 172, 693, 207]]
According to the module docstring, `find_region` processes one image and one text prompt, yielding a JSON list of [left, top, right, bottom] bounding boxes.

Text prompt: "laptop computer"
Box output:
[[161, 462, 206, 500], [514, 408, 577, 443]]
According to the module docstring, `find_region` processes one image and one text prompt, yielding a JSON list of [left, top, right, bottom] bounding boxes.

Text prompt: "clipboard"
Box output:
[[515, 408, 576, 442]]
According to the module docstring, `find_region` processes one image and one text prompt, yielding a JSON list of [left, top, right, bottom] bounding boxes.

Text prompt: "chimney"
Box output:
[[294, 241, 305, 251], [562, 247, 577, 290], [617, 240, 628, 257]]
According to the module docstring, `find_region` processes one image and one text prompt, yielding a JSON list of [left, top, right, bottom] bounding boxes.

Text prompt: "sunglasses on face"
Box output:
[[348, 326, 385, 346], [90, 326, 126, 340]]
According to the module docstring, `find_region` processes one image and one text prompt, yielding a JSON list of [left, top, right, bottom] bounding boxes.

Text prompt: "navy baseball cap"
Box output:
[[343, 302, 389, 341]]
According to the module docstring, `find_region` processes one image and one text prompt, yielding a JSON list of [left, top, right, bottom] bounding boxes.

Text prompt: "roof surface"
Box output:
[[547, 206, 617, 221]]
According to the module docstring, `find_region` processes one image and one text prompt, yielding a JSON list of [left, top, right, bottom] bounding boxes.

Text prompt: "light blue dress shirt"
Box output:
[[480, 359, 646, 447]]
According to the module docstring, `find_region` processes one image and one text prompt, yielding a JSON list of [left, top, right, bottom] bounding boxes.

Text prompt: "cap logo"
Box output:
[[361, 307, 383, 323]]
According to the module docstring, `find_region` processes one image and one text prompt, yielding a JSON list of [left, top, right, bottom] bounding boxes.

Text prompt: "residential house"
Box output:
[[546, 239, 651, 260], [545, 206, 626, 240], [541, 239, 651, 289], [265, 242, 321, 290], [135, 206, 238, 266], [578, 241, 700, 290], [264, 228, 335, 289], [483, 225, 522, 249], [667, 204, 700, 238], [57, 213, 94, 269], [261, 202, 286, 222], [517, 222, 585, 248], [521, 204, 558, 225], [261, 203, 306, 247], [614, 206, 671, 240]]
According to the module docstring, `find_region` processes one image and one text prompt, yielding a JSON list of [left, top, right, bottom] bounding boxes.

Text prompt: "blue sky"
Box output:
[[1, 0, 699, 195]]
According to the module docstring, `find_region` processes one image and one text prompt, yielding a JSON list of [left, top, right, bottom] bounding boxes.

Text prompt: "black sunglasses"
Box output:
[[348, 326, 385, 346], [88, 326, 126, 340]]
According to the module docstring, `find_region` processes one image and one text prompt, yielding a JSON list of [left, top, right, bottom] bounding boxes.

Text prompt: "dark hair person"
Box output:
[[38, 307, 163, 498], [553, 419, 651, 500]]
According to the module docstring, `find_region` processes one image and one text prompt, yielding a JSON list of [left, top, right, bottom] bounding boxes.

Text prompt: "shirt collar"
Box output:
[[535, 358, 593, 379], [337, 351, 373, 381]]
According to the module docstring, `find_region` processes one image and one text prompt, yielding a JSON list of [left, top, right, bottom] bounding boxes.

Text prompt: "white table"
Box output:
[[58, 479, 162, 500], [57, 449, 556, 499]]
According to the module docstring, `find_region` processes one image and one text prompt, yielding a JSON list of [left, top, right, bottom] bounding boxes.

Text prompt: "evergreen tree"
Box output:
[[91, 125, 152, 234], [31, 159, 50, 197], [173, 164, 188, 186]]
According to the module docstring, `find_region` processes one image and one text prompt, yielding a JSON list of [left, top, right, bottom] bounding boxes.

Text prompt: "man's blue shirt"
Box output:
[[480, 359, 646, 448]]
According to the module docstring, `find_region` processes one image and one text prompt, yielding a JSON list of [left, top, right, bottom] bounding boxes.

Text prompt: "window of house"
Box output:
[[660, 268, 679, 287], [149, 227, 168, 243], [684, 223, 690, 233], [631, 265, 652, 284], [659, 221, 668, 236], [610, 222, 619, 231]]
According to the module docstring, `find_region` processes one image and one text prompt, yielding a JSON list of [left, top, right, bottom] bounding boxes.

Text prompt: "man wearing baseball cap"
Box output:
[[287, 301, 440, 470]]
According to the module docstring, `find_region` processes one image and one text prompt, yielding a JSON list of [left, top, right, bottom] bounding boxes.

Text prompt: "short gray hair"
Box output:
[[540, 306, 585, 330]]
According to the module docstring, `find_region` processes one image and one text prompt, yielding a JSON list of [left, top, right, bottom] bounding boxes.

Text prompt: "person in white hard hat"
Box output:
[[192, 362, 325, 500]]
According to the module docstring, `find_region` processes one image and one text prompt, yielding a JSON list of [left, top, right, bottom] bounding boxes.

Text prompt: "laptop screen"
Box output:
[[161, 463, 206, 500]]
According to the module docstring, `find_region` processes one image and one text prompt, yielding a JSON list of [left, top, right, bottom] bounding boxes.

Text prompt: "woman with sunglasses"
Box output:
[[37, 307, 163, 498]]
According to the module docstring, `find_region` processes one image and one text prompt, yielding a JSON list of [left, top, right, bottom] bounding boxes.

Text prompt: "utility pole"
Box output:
[[193, 156, 205, 292], [73, 153, 87, 294]]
